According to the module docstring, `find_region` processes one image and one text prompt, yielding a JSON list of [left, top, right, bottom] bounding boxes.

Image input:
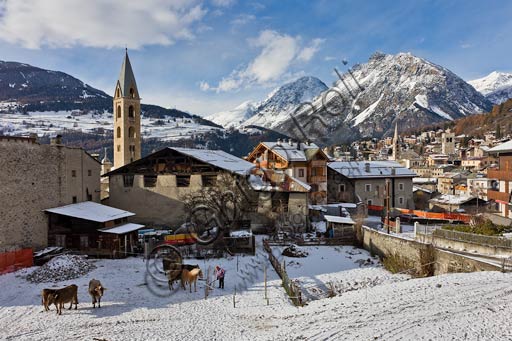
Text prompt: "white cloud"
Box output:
[[0, 0, 207, 49], [211, 0, 236, 7], [297, 38, 325, 62], [202, 30, 323, 92], [324, 56, 337, 61], [230, 14, 256, 26]]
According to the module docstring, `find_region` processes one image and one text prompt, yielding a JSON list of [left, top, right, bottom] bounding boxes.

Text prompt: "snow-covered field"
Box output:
[[1, 241, 512, 340], [275, 245, 409, 301], [0, 111, 219, 141]]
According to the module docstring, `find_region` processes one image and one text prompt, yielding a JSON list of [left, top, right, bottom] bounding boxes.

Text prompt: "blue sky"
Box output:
[[0, 0, 510, 115]]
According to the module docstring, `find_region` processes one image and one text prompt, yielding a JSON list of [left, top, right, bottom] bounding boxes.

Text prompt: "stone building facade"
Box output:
[[0, 136, 100, 250]]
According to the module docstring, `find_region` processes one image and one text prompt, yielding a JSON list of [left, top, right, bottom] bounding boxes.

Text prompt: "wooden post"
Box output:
[[264, 264, 268, 302], [233, 288, 236, 308]]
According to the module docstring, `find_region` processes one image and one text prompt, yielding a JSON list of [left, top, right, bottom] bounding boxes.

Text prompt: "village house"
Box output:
[[0, 135, 101, 250], [105, 147, 310, 231], [246, 140, 329, 204], [487, 140, 512, 218], [327, 161, 416, 209], [437, 172, 468, 195]]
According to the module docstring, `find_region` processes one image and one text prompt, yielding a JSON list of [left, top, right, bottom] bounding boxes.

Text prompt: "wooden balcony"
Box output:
[[310, 160, 326, 167], [308, 175, 327, 183], [487, 190, 511, 203], [488, 169, 512, 181]]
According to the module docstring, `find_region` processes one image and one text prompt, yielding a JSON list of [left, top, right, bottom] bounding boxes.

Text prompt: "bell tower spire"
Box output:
[[113, 49, 141, 169]]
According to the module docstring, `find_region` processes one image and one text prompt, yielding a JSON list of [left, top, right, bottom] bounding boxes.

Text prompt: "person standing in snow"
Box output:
[[215, 265, 225, 289]]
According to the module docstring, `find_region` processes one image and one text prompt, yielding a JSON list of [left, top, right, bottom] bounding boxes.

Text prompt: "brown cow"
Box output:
[[47, 284, 78, 315], [181, 268, 203, 293], [41, 288, 58, 311], [88, 279, 106, 308]]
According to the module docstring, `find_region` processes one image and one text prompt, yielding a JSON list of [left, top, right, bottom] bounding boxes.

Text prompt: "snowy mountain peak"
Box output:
[[208, 76, 327, 129], [272, 51, 491, 144], [469, 71, 512, 104]]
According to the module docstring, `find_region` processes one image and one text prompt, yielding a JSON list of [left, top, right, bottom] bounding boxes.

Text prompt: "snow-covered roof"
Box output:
[[413, 186, 433, 194], [229, 230, 252, 238], [45, 201, 135, 222], [413, 177, 437, 184], [261, 141, 320, 162], [429, 194, 476, 205], [171, 147, 254, 175], [98, 223, 145, 234], [328, 161, 416, 179], [248, 171, 311, 192], [324, 215, 355, 225], [488, 140, 512, 153]]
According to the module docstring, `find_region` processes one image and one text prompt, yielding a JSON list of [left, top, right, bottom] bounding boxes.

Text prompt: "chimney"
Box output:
[[365, 162, 370, 173], [288, 138, 293, 146], [297, 141, 301, 150], [276, 138, 282, 146]]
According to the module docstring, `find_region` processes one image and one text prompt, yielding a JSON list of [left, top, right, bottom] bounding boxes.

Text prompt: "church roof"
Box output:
[[117, 49, 138, 98]]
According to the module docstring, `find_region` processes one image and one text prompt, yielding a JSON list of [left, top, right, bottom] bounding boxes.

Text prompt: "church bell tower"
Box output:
[[113, 49, 141, 169]]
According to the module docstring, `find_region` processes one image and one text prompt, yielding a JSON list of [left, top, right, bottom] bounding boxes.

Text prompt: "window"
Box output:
[[117, 127, 121, 138], [128, 105, 134, 118], [117, 145, 121, 152], [398, 197, 404, 205], [298, 169, 305, 178], [72, 196, 77, 203], [128, 126, 135, 139], [87, 193, 92, 201], [143, 175, 157, 187], [376, 185, 380, 195], [130, 88, 135, 98], [339, 184, 345, 192], [55, 234, 66, 247], [367, 199, 372, 206], [80, 235, 89, 249], [71, 170, 76, 177], [399, 183, 404, 191], [116, 89, 120, 98], [365, 184, 371, 192], [123, 174, 134, 187], [116, 105, 121, 118], [202, 175, 217, 187], [176, 175, 191, 187], [88, 170, 92, 176]]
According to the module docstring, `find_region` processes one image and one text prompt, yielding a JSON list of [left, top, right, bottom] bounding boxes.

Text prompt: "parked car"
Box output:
[[398, 214, 419, 223]]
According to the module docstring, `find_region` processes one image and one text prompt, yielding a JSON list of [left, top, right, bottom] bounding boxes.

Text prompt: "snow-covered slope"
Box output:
[[242, 76, 328, 128], [275, 52, 491, 144], [469, 71, 512, 104], [206, 100, 258, 128], [1, 248, 511, 340]]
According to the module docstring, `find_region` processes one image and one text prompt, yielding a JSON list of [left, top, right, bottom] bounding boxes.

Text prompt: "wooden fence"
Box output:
[[267, 236, 355, 247], [262, 239, 303, 306], [501, 258, 512, 272], [433, 229, 512, 249]]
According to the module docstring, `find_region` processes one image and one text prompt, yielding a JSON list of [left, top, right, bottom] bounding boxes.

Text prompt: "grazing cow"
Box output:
[[47, 284, 78, 315], [165, 263, 199, 290], [181, 268, 203, 293], [88, 279, 106, 308], [41, 288, 58, 311]]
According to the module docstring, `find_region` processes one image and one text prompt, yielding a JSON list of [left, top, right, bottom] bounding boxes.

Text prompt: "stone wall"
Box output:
[[0, 139, 100, 250], [362, 226, 501, 276]]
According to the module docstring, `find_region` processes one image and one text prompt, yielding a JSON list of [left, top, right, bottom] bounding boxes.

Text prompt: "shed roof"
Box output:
[[98, 223, 145, 234], [45, 201, 135, 222], [324, 215, 355, 224]]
